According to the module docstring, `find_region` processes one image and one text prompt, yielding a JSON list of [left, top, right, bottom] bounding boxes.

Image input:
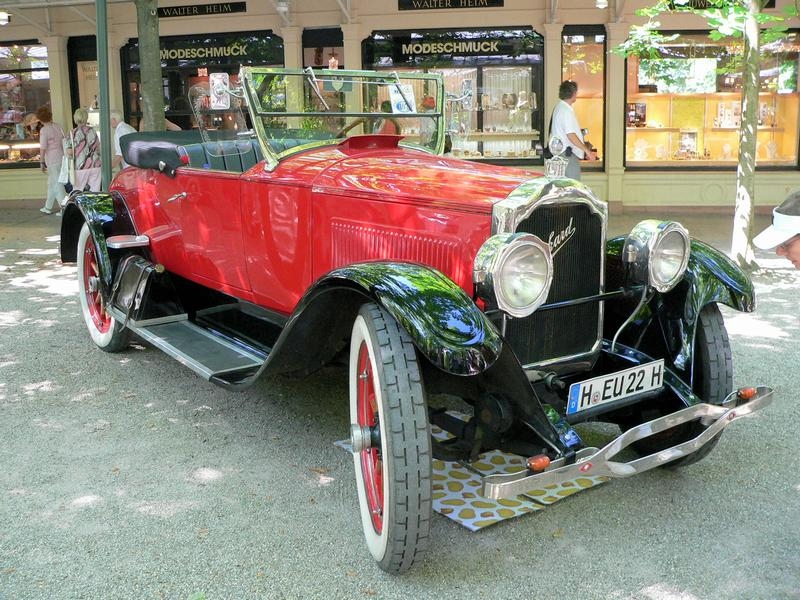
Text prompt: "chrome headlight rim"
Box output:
[[624, 220, 690, 293], [474, 232, 554, 318]]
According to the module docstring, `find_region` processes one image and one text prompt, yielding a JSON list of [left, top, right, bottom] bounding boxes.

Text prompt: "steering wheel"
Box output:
[[336, 118, 369, 138]]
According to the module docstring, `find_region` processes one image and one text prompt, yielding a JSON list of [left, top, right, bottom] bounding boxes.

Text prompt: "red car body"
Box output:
[[114, 139, 530, 312]]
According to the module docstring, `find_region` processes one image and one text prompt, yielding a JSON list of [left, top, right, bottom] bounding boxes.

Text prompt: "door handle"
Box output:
[[167, 192, 187, 203]]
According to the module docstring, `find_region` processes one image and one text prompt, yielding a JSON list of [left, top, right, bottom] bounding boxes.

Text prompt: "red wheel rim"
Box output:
[[82, 235, 112, 334], [356, 340, 383, 533]]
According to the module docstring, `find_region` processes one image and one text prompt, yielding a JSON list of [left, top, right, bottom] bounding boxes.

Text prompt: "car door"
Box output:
[[156, 169, 253, 301], [240, 174, 313, 315]]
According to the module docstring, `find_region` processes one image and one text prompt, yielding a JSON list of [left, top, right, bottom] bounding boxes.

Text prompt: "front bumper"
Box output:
[[481, 385, 772, 499]]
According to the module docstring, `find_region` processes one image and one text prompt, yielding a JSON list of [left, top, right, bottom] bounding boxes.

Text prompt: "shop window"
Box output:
[[561, 26, 606, 169], [67, 36, 101, 127], [363, 28, 545, 165], [624, 31, 799, 168], [0, 41, 51, 168], [122, 31, 283, 131], [302, 28, 344, 69]]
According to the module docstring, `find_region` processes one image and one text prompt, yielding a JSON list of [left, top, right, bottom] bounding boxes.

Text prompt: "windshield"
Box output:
[[239, 67, 446, 167]]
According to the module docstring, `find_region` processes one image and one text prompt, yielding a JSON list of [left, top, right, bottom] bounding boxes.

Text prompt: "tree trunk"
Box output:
[[730, 0, 760, 271], [135, 0, 164, 131]]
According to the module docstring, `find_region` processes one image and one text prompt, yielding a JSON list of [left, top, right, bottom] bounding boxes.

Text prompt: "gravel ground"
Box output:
[[1, 200, 797, 600]]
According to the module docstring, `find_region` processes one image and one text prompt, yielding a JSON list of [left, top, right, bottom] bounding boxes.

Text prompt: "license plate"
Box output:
[[567, 359, 665, 415]]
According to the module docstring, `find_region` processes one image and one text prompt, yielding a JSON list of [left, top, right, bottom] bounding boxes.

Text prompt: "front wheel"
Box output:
[[76, 223, 130, 352], [349, 303, 431, 574], [631, 303, 732, 467]]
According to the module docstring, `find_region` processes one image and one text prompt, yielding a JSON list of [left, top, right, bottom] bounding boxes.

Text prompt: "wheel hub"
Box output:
[[350, 424, 380, 453]]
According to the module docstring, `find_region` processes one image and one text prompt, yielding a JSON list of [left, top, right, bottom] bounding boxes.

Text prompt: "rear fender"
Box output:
[[60, 191, 138, 297], [266, 262, 503, 377]]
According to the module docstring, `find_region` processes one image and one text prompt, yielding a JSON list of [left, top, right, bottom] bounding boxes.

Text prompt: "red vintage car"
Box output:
[[59, 67, 771, 574]]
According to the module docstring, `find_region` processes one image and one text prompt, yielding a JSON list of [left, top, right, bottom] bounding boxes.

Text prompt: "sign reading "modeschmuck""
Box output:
[[158, 2, 246, 18], [398, 0, 503, 9]]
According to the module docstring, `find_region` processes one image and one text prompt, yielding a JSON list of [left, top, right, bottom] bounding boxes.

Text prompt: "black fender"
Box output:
[[251, 261, 503, 382], [605, 236, 754, 375], [60, 190, 138, 298]]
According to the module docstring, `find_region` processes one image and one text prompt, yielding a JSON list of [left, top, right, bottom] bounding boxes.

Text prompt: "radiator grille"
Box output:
[[506, 202, 603, 366]]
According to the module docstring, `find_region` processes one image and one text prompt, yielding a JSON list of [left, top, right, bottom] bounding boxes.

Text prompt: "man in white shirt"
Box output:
[[550, 80, 598, 180], [110, 109, 136, 170]]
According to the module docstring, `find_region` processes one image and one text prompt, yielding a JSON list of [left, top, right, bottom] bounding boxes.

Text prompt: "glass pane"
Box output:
[[624, 31, 799, 168], [1, 44, 52, 166], [243, 68, 445, 157], [562, 32, 605, 164]]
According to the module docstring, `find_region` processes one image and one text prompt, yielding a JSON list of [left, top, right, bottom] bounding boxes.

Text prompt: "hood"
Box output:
[[273, 139, 537, 212]]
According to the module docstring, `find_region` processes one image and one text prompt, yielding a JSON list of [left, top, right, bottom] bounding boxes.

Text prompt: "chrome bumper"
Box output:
[[481, 386, 773, 500]]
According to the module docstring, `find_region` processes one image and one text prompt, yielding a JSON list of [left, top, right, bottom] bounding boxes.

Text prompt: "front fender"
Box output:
[[60, 190, 138, 296], [606, 236, 754, 372], [262, 262, 503, 379], [677, 238, 755, 314], [607, 237, 754, 315]]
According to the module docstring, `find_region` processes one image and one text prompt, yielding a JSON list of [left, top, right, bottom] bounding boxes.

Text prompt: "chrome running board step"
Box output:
[[124, 318, 266, 381], [481, 386, 773, 499]]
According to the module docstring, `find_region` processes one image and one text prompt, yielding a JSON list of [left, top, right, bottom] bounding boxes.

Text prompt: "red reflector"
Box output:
[[738, 387, 757, 401], [180, 154, 189, 164], [526, 454, 550, 472]]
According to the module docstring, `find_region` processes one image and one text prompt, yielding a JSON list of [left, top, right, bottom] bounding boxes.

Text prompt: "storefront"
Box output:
[[121, 30, 284, 130], [0, 0, 798, 207], [363, 27, 545, 165]]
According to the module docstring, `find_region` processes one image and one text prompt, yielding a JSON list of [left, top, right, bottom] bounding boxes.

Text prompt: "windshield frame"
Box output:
[[239, 66, 446, 170]]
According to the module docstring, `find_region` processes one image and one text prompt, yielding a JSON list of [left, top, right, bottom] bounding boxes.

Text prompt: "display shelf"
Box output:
[[626, 127, 680, 132], [469, 131, 540, 139], [710, 127, 784, 132], [0, 140, 41, 167], [437, 64, 541, 163], [625, 91, 799, 166]]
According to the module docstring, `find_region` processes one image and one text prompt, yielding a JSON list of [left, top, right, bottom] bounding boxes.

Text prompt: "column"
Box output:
[[281, 26, 302, 68], [605, 22, 630, 212], [107, 34, 129, 116], [342, 23, 363, 70], [542, 22, 563, 145], [39, 36, 71, 130]]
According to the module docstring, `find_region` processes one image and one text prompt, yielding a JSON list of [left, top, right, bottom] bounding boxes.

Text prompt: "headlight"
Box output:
[[624, 220, 690, 293], [474, 233, 553, 318]]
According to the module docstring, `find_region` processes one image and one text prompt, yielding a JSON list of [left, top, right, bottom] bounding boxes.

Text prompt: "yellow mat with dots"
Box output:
[[336, 416, 608, 531]]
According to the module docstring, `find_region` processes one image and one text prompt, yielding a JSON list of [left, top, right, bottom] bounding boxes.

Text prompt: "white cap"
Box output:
[[753, 191, 800, 249]]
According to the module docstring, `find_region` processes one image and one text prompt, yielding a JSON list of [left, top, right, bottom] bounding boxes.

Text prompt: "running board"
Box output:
[[120, 316, 265, 381], [481, 386, 773, 499]]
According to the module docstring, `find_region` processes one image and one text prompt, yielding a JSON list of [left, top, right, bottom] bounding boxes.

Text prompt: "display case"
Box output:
[[625, 91, 799, 167], [0, 140, 40, 167], [1, 42, 51, 169], [437, 66, 540, 160], [363, 28, 545, 165], [625, 30, 800, 169]]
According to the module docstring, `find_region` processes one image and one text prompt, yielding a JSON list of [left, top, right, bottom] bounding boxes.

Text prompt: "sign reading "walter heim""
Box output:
[[158, 2, 247, 18], [399, 0, 503, 9]]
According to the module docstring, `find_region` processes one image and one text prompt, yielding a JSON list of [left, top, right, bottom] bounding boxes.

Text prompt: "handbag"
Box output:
[[57, 154, 71, 184]]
